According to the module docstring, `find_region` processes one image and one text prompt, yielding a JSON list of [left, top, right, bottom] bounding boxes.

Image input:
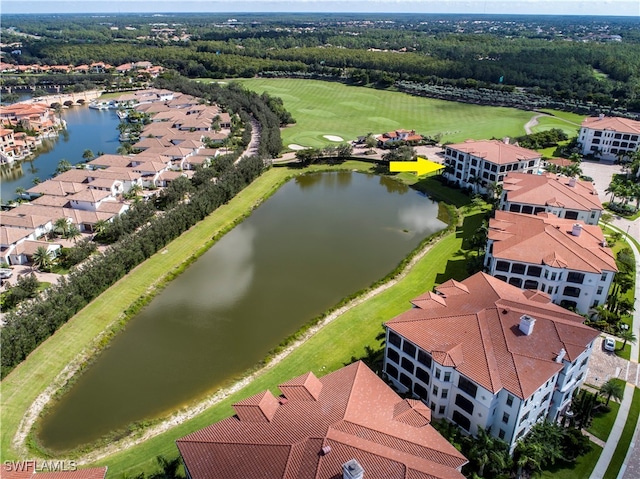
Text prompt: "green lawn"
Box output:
[[530, 115, 582, 138], [603, 386, 640, 479], [615, 342, 632, 360], [228, 78, 537, 148], [541, 444, 603, 479], [588, 388, 622, 442]]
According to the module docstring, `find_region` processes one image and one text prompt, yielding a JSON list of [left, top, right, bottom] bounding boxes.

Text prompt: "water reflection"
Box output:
[[379, 175, 409, 195], [398, 202, 444, 234]]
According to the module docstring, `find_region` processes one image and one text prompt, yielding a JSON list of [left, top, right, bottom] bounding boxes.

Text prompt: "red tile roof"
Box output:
[[581, 116, 640, 135], [447, 140, 540, 165], [177, 362, 467, 479], [385, 273, 599, 399], [502, 172, 602, 211], [488, 211, 617, 274]]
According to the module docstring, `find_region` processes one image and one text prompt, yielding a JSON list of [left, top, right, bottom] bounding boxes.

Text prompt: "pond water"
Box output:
[[37, 170, 447, 452], [0, 106, 120, 203]]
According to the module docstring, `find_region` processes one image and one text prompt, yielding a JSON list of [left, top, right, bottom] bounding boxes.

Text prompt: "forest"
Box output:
[[2, 13, 639, 114]]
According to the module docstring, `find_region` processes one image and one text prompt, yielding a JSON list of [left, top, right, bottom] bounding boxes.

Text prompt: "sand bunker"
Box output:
[[288, 144, 307, 151], [323, 135, 344, 142]]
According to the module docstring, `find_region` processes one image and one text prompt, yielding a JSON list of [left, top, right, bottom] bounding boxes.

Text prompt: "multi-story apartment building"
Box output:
[[484, 211, 617, 313], [578, 115, 640, 162], [383, 272, 599, 450], [500, 172, 603, 225], [443, 139, 541, 195]]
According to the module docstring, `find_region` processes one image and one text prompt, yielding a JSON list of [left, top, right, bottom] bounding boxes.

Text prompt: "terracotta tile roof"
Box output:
[[88, 155, 134, 169], [385, 273, 599, 399], [30, 195, 71, 208], [69, 189, 112, 202], [488, 211, 617, 273], [447, 140, 540, 165], [502, 172, 602, 211], [0, 226, 33, 245], [581, 116, 640, 135], [177, 362, 467, 479], [27, 180, 88, 197]]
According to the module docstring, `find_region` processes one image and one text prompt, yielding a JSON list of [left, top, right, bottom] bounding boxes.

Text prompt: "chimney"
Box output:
[[519, 315, 536, 336], [343, 459, 364, 479], [321, 445, 332, 456], [503, 137, 510, 144], [555, 348, 566, 363], [571, 224, 582, 237], [598, 113, 604, 120], [568, 177, 576, 187]]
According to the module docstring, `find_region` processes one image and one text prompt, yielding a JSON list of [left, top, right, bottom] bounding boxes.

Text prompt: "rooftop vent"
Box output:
[[568, 177, 577, 187], [519, 315, 536, 336], [556, 348, 566, 363], [601, 239, 608, 247], [343, 459, 364, 479], [571, 224, 582, 237], [321, 445, 331, 456]]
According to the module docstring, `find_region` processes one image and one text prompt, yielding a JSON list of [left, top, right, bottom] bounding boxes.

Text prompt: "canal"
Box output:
[[0, 106, 120, 203], [37, 170, 447, 452]]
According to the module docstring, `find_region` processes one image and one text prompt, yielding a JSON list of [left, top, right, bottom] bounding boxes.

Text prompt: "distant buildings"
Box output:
[[177, 361, 468, 479], [578, 115, 640, 162], [383, 272, 599, 450], [484, 211, 617, 314], [443, 139, 541, 195], [499, 172, 604, 225]]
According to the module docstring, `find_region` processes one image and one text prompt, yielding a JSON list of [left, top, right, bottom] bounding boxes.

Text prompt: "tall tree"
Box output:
[[599, 379, 624, 406]]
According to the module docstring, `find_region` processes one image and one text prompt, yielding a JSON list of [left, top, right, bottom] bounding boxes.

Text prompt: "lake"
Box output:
[[0, 106, 120, 203], [37, 170, 447, 452]]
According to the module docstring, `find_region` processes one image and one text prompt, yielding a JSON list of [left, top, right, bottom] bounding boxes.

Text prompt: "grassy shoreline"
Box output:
[[1, 161, 471, 470]]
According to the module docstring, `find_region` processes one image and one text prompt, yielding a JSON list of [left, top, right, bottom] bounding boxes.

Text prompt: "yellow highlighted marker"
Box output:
[[389, 157, 444, 176]]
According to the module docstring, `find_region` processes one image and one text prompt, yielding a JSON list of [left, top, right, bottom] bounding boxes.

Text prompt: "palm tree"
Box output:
[[65, 224, 82, 243], [514, 441, 544, 479], [53, 217, 69, 237], [618, 329, 637, 350], [55, 159, 73, 175], [599, 379, 624, 406], [469, 427, 510, 477], [31, 246, 54, 272], [82, 149, 95, 162], [93, 219, 109, 237]]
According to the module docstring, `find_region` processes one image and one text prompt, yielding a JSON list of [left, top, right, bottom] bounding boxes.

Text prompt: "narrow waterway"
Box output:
[[37, 171, 447, 452], [0, 106, 120, 203]]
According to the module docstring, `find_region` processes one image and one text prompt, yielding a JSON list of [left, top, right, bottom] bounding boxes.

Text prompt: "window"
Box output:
[[498, 429, 506, 440], [431, 402, 436, 410], [502, 412, 510, 423], [601, 273, 608, 282], [565, 211, 579, 220], [524, 280, 539, 289], [496, 261, 510, 272], [516, 428, 526, 440], [597, 286, 604, 295], [433, 385, 439, 397], [439, 405, 446, 415], [542, 392, 550, 403], [527, 266, 542, 277], [521, 205, 533, 215], [417, 350, 432, 369], [435, 368, 442, 380], [416, 367, 430, 385], [386, 364, 398, 379], [567, 272, 585, 284], [508, 277, 523, 288], [528, 160, 536, 167], [400, 373, 413, 390], [519, 411, 530, 424], [506, 394, 514, 407], [563, 286, 581, 298], [534, 207, 545, 215], [442, 389, 449, 399], [387, 349, 399, 364], [402, 341, 417, 358], [444, 371, 451, 382], [388, 331, 401, 348], [401, 358, 415, 375], [452, 411, 471, 431], [511, 263, 526, 275], [455, 394, 475, 415], [414, 383, 428, 398], [458, 377, 478, 398]]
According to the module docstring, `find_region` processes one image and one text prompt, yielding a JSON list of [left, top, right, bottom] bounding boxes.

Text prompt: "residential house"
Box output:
[[177, 361, 468, 479], [578, 115, 640, 162], [500, 172, 603, 225], [484, 211, 617, 313], [383, 272, 599, 450], [443, 139, 541, 195], [377, 129, 422, 147]]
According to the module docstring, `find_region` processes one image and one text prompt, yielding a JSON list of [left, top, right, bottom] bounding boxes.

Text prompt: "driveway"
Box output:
[[586, 335, 638, 389]]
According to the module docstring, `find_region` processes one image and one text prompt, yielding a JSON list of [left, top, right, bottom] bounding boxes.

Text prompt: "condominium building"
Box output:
[[484, 211, 617, 313], [500, 172, 603, 225], [578, 115, 640, 162], [443, 139, 541, 195], [383, 272, 599, 450]]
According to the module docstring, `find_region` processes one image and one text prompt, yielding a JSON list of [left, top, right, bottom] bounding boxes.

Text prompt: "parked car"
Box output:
[[603, 337, 616, 352], [0, 268, 12, 279]]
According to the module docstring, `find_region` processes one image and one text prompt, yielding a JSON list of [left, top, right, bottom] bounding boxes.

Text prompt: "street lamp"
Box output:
[[627, 224, 631, 239]]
